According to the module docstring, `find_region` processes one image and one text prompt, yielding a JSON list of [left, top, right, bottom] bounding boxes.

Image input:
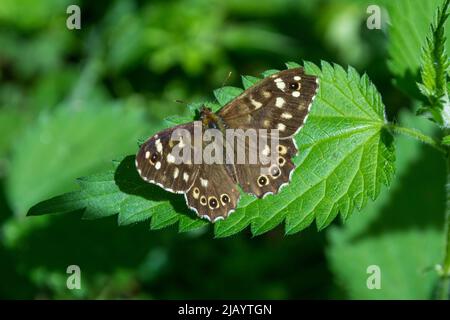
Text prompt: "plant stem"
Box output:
[[438, 143, 450, 300], [390, 123, 450, 298], [386, 124, 446, 154]]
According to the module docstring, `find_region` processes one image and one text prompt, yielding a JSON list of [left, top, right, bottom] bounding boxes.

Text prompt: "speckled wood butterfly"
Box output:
[[136, 67, 319, 222]]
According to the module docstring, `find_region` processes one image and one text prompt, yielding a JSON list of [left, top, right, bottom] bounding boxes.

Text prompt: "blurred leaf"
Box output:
[[143, 0, 226, 74], [0, 0, 71, 30], [222, 25, 294, 55], [227, 0, 317, 17], [442, 135, 450, 145], [103, 0, 145, 72], [329, 230, 442, 299], [7, 106, 146, 215], [327, 111, 444, 299], [28, 62, 395, 238], [0, 108, 26, 160], [142, 0, 294, 75]]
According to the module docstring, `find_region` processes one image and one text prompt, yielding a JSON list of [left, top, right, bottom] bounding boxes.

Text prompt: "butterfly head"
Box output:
[[200, 106, 221, 130], [199, 105, 212, 115]]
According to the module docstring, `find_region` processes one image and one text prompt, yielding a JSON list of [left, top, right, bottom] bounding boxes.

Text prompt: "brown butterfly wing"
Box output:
[[185, 163, 240, 222], [233, 137, 298, 198], [136, 67, 319, 222], [218, 67, 318, 138], [135, 123, 199, 194], [137, 123, 240, 222]]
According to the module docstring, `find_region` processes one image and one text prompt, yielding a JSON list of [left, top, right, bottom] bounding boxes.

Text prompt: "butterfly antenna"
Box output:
[[222, 71, 233, 87]]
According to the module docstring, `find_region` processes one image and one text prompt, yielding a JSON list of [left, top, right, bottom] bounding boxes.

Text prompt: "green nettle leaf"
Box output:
[[213, 86, 244, 106], [327, 111, 443, 299], [285, 61, 301, 69], [417, 0, 450, 126], [164, 115, 193, 127], [241, 75, 261, 89], [28, 61, 395, 237], [261, 69, 279, 78]]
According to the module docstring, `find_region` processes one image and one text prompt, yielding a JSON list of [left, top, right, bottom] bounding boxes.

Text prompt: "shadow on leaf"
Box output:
[[114, 155, 195, 219]]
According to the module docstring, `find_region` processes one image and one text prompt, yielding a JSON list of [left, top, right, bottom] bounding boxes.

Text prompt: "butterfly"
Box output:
[[135, 67, 319, 222]]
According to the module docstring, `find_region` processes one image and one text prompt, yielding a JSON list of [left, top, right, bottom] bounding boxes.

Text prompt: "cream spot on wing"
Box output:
[[183, 172, 189, 182], [155, 161, 161, 170], [200, 178, 209, 188], [155, 139, 163, 153], [167, 153, 175, 163], [275, 97, 285, 108], [281, 112, 292, 119], [174, 167, 179, 178], [276, 80, 286, 91], [294, 76, 301, 81], [263, 91, 271, 98], [145, 151, 150, 159], [292, 91, 300, 97], [277, 123, 286, 132], [263, 120, 271, 128], [250, 98, 262, 109]]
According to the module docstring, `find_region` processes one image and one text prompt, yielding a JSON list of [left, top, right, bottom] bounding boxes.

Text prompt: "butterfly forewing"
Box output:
[[136, 123, 199, 194], [218, 67, 318, 138]]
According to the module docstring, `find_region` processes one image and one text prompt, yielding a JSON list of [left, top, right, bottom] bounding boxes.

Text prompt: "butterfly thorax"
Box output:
[[200, 107, 227, 132]]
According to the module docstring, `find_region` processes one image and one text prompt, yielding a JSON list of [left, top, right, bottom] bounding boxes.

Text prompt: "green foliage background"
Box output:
[[0, 0, 445, 299]]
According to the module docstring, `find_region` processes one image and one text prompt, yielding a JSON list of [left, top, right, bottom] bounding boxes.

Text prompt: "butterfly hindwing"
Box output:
[[234, 137, 297, 198], [218, 67, 318, 138], [135, 123, 199, 194], [185, 163, 240, 222]]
